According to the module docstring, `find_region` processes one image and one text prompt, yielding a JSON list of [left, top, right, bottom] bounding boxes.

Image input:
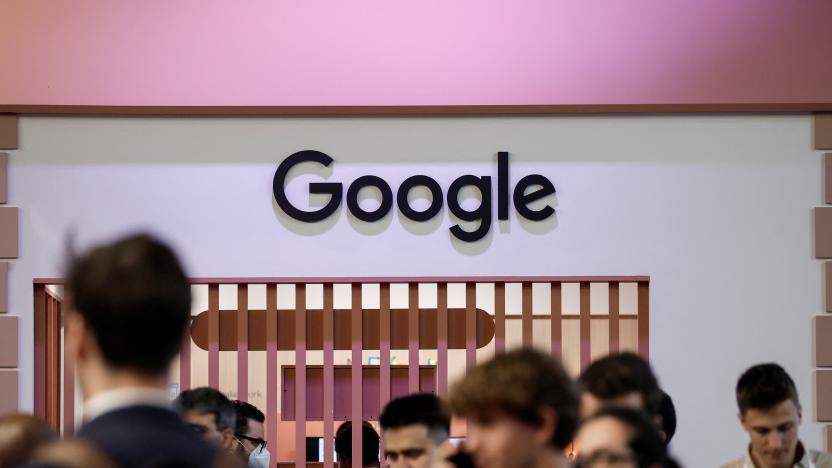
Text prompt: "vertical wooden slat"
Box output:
[[34, 285, 46, 419], [46, 295, 60, 430], [266, 284, 278, 463], [295, 284, 307, 468], [522, 282, 533, 347], [208, 284, 219, 389], [62, 313, 75, 436], [351, 283, 363, 468], [579, 282, 591, 370], [550, 283, 562, 356], [495, 282, 505, 354], [637, 282, 649, 359], [465, 283, 476, 368], [437, 283, 449, 396], [379, 284, 391, 407], [609, 283, 620, 353], [408, 283, 419, 393], [237, 284, 249, 401], [323, 284, 335, 468]]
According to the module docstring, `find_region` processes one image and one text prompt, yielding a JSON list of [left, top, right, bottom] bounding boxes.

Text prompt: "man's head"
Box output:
[[335, 421, 380, 468], [65, 234, 191, 389], [735, 363, 802, 468], [574, 406, 668, 468], [449, 348, 579, 468], [231, 400, 268, 465], [175, 387, 237, 451], [578, 353, 662, 420], [0, 413, 58, 466], [380, 393, 451, 468]]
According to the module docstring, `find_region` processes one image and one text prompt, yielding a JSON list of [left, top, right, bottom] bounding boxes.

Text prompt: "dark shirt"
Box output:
[[78, 405, 216, 468]]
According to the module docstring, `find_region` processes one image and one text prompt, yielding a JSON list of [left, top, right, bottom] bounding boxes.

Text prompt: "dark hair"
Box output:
[[380, 393, 450, 443], [0, 413, 58, 466], [736, 363, 800, 415], [65, 233, 191, 376], [578, 353, 662, 415], [658, 390, 676, 445], [335, 421, 380, 467], [232, 400, 265, 436], [582, 406, 670, 468], [450, 348, 579, 450], [175, 387, 236, 432]]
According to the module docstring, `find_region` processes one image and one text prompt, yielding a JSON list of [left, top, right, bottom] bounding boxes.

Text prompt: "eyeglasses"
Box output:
[[187, 423, 209, 435], [235, 433, 268, 454]]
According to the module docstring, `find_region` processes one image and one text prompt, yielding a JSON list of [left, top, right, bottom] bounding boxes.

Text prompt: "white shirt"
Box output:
[[83, 387, 171, 423], [721, 442, 832, 468]]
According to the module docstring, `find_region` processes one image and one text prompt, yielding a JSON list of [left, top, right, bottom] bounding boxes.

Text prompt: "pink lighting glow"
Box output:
[[0, 1, 830, 107]]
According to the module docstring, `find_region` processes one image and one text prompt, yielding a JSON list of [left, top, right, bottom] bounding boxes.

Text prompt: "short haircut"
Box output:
[[66, 233, 191, 376], [736, 363, 800, 415], [578, 352, 662, 415], [335, 421, 380, 467], [582, 406, 669, 467], [658, 390, 676, 445], [232, 400, 265, 436], [175, 387, 236, 432], [0, 413, 58, 466], [449, 348, 579, 450], [379, 393, 450, 443]]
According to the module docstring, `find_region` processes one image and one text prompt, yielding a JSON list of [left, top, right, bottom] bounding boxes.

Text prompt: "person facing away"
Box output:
[[335, 421, 381, 468], [449, 348, 580, 468], [65, 233, 218, 468], [380, 393, 451, 468], [578, 353, 663, 422], [175, 387, 237, 452], [231, 400, 269, 468], [722, 363, 832, 468], [573, 406, 678, 468]]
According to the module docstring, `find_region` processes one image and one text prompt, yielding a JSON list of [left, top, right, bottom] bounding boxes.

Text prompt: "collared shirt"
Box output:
[[721, 442, 832, 468], [83, 387, 171, 423]]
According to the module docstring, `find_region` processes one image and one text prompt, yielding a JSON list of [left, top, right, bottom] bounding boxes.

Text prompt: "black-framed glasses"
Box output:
[[235, 433, 267, 453], [187, 423, 209, 435]]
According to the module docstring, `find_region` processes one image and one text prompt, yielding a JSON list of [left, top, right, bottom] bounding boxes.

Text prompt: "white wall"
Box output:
[[7, 115, 824, 466]]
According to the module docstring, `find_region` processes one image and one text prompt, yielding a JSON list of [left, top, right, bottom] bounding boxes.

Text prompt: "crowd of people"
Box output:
[[0, 233, 827, 468]]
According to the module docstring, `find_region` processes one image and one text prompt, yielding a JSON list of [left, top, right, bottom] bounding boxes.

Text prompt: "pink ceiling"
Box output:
[[1, 1, 830, 107]]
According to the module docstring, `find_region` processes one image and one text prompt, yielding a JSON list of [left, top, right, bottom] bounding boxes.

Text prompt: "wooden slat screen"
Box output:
[[34, 276, 648, 466]]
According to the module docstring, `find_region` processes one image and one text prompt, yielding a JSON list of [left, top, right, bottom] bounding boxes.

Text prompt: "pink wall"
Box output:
[[1, 1, 831, 107]]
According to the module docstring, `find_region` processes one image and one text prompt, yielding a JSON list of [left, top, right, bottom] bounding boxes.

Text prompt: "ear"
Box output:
[[737, 412, 748, 430], [797, 405, 803, 424], [535, 407, 558, 447], [65, 312, 87, 364], [221, 427, 236, 450]]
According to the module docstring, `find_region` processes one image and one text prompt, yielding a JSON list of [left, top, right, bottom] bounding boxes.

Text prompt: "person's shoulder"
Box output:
[[718, 456, 745, 468], [810, 449, 832, 467], [79, 405, 217, 468]]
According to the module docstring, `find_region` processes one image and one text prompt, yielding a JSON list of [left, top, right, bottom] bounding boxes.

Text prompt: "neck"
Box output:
[[80, 363, 167, 402]]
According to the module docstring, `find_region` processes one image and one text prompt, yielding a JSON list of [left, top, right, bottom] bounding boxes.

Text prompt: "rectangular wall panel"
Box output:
[[0, 315, 17, 368], [0, 370, 18, 414], [0, 207, 18, 259], [0, 153, 7, 204], [0, 116, 16, 150], [0, 262, 7, 313], [818, 370, 832, 421], [816, 208, 832, 258], [817, 114, 832, 150]]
